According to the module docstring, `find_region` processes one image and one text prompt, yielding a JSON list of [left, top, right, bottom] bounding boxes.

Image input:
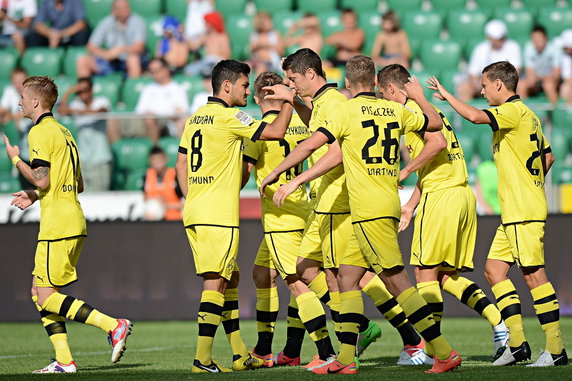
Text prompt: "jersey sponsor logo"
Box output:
[[367, 167, 397, 176], [59, 127, 72, 137], [361, 106, 396, 117], [189, 114, 214, 125], [234, 111, 253, 126], [189, 176, 215, 184], [32, 148, 40, 155]]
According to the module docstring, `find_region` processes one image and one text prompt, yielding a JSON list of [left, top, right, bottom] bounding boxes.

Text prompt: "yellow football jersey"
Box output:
[[309, 84, 349, 213], [322, 92, 428, 222], [403, 99, 468, 193], [483, 95, 551, 224], [28, 113, 86, 241], [243, 111, 311, 232], [179, 97, 267, 227]]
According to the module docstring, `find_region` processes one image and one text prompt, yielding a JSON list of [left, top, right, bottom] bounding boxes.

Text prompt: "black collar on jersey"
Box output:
[[262, 110, 280, 118], [34, 112, 54, 126], [207, 97, 230, 108], [404, 97, 411, 106], [354, 91, 376, 99], [312, 83, 337, 101], [506, 94, 520, 103]]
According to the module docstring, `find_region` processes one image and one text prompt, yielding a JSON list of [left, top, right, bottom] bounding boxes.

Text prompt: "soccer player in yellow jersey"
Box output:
[[267, 56, 462, 374], [243, 72, 336, 368], [4, 76, 131, 374], [378, 64, 509, 359], [176, 60, 295, 373], [428, 61, 567, 367]]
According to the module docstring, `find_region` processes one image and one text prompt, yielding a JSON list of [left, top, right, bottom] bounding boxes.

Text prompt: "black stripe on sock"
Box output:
[[473, 297, 492, 316], [58, 296, 75, 317], [426, 302, 444, 315], [500, 304, 522, 321], [338, 331, 359, 345], [73, 303, 94, 323], [315, 337, 335, 360], [376, 298, 399, 314], [44, 321, 66, 336], [534, 294, 557, 305], [330, 310, 340, 323], [359, 316, 370, 332], [255, 332, 274, 356], [319, 293, 331, 305], [419, 324, 441, 343], [287, 327, 305, 340], [256, 310, 279, 323], [287, 306, 300, 318], [340, 312, 363, 324], [407, 305, 433, 326], [304, 315, 327, 334], [39, 309, 51, 318], [496, 290, 518, 303], [222, 318, 240, 333], [198, 323, 218, 337], [223, 300, 239, 310], [537, 310, 560, 325], [460, 284, 480, 305], [388, 311, 407, 328], [397, 322, 422, 346], [199, 302, 223, 315]]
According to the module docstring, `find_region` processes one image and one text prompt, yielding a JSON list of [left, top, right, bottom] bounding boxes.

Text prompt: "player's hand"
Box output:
[[259, 172, 279, 198], [398, 205, 414, 233], [427, 76, 448, 101], [399, 167, 411, 185], [4, 135, 20, 160], [262, 84, 295, 104], [10, 190, 38, 210], [273, 181, 298, 208], [402, 76, 425, 102]]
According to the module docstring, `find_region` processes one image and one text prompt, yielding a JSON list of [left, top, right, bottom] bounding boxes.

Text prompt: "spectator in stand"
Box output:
[[184, 0, 213, 43], [133, 58, 189, 143], [76, 0, 146, 78], [475, 160, 500, 215], [27, 0, 89, 48], [249, 11, 283, 74], [283, 13, 323, 56], [457, 20, 521, 102], [517, 25, 561, 105], [189, 73, 212, 114], [184, 11, 230, 77], [157, 16, 189, 72], [370, 11, 411, 69], [58, 77, 113, 191], [143, 146, 183, 221], [325, 8, 364, 67], [559, 29, 572, 105], [0, 0, 37, 55]]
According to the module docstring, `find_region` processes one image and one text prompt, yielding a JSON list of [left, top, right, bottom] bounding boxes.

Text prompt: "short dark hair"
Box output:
[[531, 24, 547, 36], [482, 61, 518, 92], [211, 59, 251, 94], [254, 71, 283, 99], [282, 48, 325, 79], [345, 55, 375, 87], [376, 64, 411, 90], [77, 77, 93, 89], [150, 146, 165, 156]]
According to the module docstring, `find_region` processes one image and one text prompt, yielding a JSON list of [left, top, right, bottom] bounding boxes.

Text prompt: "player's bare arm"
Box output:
[[293, 97, 312, 126], [241, 161, 254, 189], [175, 152, 188, 197], [259, 131, 329, 197], [273, 142, 343, 207], [4, 135, 50, 190], [403, 76, 442, 131], [399, 183, 421, 233], [542, 151, 555, 175], [256, 84, 295, 141], [399, 131, 447, 184], [78, 172, 84, 193], [427, 76, 490, 124]]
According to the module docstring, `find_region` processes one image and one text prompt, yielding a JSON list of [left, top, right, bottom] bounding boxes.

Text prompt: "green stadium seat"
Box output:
[[538, 7, 572, 38], [122, 77, 153, 111], [226, 14, 253, 61], [112, 137, 153, 172], [298, 0, 337, 14], [93, 75, 122, 104], [254, 0, 293, 14], [410, 71, 434, 100], [243, 174, 258, 191], [84, 0, 113, 28], [462, 37, 481, 60], [173, 74, 206, 99], [1, 120, 20, 144], [340, 0, 378, 12], [552, 107, 572, 127], [317, 10, 342, 37], [431, 0, 466, 14], [273, 11, 303, 35], [358, 11, 381, 55], [54, 76, 76, 102], [386, 0, 422, 14], [0, 176, 19, 193], [476, 133, 493, 161], [0, 49, 18, 81], [446, 9, 488, 41], [145, 16, 164, 57], [409, 38, 421, 60], [63, 47, 87, 78], [215, 0, 248, 18], [402, 11, 443, 40], [21, 47, 63, 77], [130, 0, 162, 17], [158, 136, 180, 168], [493, 8, 533, 40], [420, 40, 462, 72], [549, 126, 570, 162], [454, 128, 477, 163], [165, 0, 187, 19], [123, 169, 147, 191], [521, 0, 559, 9], [438, 69, 458, 97], [475, 0, 511, 11], [551, 163, 572, 184]]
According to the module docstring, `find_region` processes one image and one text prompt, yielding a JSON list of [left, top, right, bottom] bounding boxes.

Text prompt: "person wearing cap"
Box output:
[[157, 15, 189, 71], [559, 29, 572, 105], [457, 20, 522, 102], [184, 11, 230, 77]]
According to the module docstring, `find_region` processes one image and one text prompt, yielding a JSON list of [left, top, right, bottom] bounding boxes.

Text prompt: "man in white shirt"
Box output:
[[559, 29, 572, 105], [0, 0, 37, 55], [457, 20, 522, 102], [518, 25, 561, 105]]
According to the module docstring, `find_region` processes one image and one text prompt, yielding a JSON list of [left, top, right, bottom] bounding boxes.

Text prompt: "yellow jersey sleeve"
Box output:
[[28, 127, 53, 167], [227, 109, 266, 141], [401, 103, 429, 134], [483, 102, 520, 132], [242, 137, 263, 164]]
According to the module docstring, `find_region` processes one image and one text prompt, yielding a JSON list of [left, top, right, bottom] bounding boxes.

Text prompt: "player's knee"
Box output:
[[521, 267, 548, 289]]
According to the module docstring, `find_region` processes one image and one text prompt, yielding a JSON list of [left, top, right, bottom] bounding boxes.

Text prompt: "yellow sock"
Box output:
[[443, 275, 502, 327], [41, 292, 117, 332], [283, 294, 305, 359], [328, 291, 341, 338], [531, 282, 564, 355], [338, 290, 363, 366], [417, 281, 443, 326], [222, 288, 248, 358], [196, 290, 224, 364], [397, 287, 452, 360], [308, 271, 331, 305], [33, 295, 73, 364], [296, 291, 335, 360], [254, 287, 279, 356], [492, 280, 526, 347]]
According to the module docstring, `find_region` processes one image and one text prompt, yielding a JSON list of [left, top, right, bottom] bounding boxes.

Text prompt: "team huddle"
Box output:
[[5, 47, 567, 374]]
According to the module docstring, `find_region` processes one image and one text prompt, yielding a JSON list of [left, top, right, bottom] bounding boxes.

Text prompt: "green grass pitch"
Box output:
[[0, 317, 570, 380]]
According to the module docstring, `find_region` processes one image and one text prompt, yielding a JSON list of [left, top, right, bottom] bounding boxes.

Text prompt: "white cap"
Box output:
[[562, 29, 572, 48], [485, 20, 508, 40]]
